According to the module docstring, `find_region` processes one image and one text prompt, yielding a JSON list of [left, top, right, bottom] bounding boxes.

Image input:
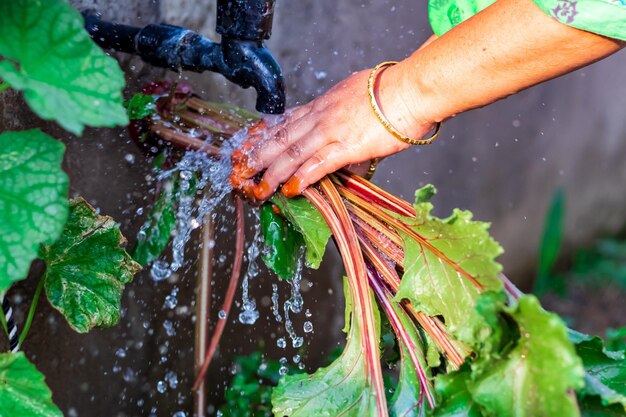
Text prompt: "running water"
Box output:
[[150, 129, 247, 280], [238, 212, 262, 325]]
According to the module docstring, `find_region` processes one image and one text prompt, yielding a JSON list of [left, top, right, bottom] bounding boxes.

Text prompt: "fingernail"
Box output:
[[254, 179, 271, 200], [281, 177, 302, 198]]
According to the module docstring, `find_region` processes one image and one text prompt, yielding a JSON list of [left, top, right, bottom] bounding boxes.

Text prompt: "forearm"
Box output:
[[386, 0, 624, 126]]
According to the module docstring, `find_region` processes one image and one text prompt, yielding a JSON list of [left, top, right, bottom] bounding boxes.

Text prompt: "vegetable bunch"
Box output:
[[131, 83, 626, 417]]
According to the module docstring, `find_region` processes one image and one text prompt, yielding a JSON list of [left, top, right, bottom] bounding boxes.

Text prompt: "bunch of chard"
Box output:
[[130, 83, 626, 417]]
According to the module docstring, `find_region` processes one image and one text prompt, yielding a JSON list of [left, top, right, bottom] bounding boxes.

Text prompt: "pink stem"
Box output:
[[368, 267, 436, 409], [192, 194, 245, 390]]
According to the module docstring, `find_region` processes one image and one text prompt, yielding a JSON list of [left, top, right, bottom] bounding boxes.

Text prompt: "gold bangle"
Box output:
[[363, 157, 380, 181], [367, 61, 441, 146]]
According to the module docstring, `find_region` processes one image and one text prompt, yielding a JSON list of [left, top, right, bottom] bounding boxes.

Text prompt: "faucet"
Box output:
[[83, 0, 285, 114]]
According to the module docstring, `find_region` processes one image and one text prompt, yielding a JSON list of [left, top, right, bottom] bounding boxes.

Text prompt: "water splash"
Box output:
[[283, 257, 304, 349], [152, 129, 248, 279], [271, 283, 282, 323], [238, 212, 262, 325]]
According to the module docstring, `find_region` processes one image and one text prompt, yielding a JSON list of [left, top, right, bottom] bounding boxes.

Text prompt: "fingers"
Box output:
[[244, 112, 315, 177], [252, 130, 324, 200], [280, 143, 353, 198]]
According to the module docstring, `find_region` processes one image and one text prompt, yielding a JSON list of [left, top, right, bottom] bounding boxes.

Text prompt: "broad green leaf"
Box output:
[[260, 203, 303, 280], [0, 352, 62, 417], [270, 194, 331, 269], [41, 198, 141, 333], [430, 368, 483, 417], [272, 278, 381, 416], [468, 296, 584, 417], [0, 130, 68, 291], [132, 180, 177, 266], [395, 185, 503, 340], [125, 94, 156, 120], [0, 0, 128, 134], [569, 330, 626, 410]]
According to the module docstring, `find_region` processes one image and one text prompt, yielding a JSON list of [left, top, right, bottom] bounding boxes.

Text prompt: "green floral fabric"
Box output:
[[429, 0, 626, 41]]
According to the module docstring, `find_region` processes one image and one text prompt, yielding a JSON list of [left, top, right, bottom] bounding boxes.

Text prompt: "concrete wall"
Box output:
[[0, 0, 624, 416]]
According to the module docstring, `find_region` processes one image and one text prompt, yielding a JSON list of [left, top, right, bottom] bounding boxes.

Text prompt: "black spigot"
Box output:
[[83, 0, 284, 114]]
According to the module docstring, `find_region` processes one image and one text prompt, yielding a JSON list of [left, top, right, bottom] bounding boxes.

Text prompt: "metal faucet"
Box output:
[[83, 0, 285, 114]]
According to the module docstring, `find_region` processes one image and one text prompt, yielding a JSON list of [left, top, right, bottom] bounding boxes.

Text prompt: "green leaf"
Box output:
[[534, 189, 565, 295], [132, 180, 177, 266], [569, 330, 626, 410], [270, 194, 332, 269], [125, 94, 156, 120], [430, 368, 483, 417], [468, 296, 584, 417], [272, 278, 381, 416], [41, 198, 141, 333], [389, 302, 431, 417], [394, 185, 503, 341], [260, 203, 303, 280], [132, 172, 196, 266], [0, 130, 68, 291], [0, 352, 62, 417], [0, 0, 128, 134]]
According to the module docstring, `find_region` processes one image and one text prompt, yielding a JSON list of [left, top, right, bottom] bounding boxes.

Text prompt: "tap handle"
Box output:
[[216, 0, 275, 41]]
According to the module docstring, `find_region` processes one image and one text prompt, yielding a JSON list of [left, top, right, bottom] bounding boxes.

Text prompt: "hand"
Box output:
[[230, 66, 436, 201]]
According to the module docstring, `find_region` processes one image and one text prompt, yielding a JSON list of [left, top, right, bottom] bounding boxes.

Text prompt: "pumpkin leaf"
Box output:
[[0, 352, 62, 417], [0, 0, 128, 134], [41, 198, 141, 333], [0, 130, 68, 291]]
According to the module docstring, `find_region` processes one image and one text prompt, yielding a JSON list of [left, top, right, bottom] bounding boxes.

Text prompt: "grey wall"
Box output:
[[0, 0, 624, 416]]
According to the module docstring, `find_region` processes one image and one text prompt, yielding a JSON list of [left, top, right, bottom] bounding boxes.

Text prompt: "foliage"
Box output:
[[259, 203, 304, 280], [272, 278, 382, 417], [534, 189, 566, 295], [219, 351, 302, 417], [395, 185, 503, 340], [125, 93, 156, 120], [267, 194, 332, 270], [0, 0, 138, 415], [0, 0, 128, 134], [0, 130, 68, 292], [41, 199, 140, 333], [0, 353, 62, 417]]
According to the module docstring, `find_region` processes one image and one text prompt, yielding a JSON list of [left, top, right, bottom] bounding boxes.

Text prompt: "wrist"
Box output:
[[376, 59, 448, 139]]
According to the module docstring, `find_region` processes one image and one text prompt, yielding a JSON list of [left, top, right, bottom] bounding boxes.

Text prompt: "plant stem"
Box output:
[[193, 194, 245, 390], [0, 301, 8, 336], [0, 82, 9, 95], [194, 214, 214, 417], [18, 277, 45, 348]]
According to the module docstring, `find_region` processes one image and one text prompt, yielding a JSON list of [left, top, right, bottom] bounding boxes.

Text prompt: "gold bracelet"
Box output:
[[367, 61, 442, 146]]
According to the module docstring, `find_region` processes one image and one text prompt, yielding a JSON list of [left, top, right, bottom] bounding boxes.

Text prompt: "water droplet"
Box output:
[[124, 153, 136, 164], [218, 310, 227, 320], [238, 308, 259, 325], [165, 371, 178, 389], [277, 337, 287, 349], [279, 366, 288, 376], [157, 380, 167, 393], [151, 260, 171, 281], [164, 288, 178, 309], [293, 355, 301, 364], [115, 348, 127, 358], [303, 321, 313, 333], [163, 320, 176, 337], [172, 412, 187, 417]]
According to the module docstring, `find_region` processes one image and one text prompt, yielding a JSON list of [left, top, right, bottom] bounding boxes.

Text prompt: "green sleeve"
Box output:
[[428, 0, 626, 41]]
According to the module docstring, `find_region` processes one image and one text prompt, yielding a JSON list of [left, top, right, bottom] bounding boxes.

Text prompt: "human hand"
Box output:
[[229, 66, 436, 202]]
